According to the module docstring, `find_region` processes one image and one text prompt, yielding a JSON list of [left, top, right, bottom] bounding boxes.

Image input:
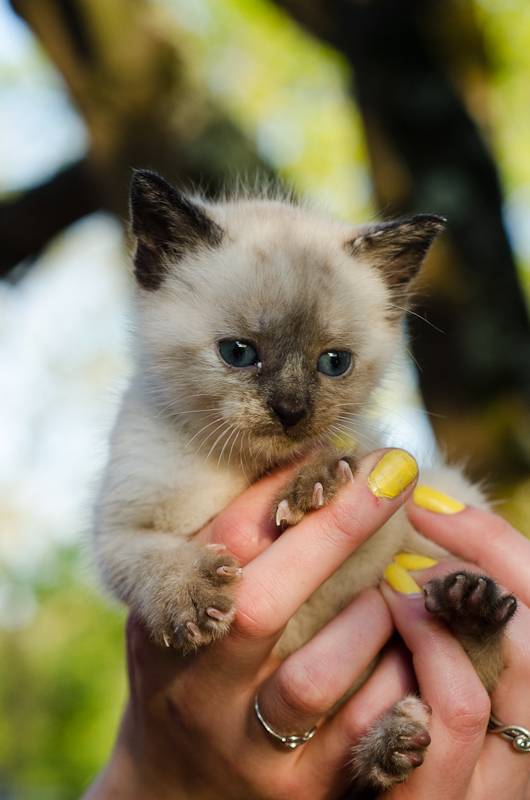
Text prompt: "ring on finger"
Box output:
[[254, 694, 317, 750], [488, 714, 530, 753]]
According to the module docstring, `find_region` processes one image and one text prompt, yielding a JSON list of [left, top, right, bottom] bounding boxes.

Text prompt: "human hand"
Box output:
[[379, 493, 530, 799], [83, 449, 420, 800]]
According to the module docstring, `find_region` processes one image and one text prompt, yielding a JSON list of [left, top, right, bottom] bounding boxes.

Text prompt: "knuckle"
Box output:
[[260, 777, 304, 800], [479, 513, 516, 556], [212, 512, 248, 555], [320, 504, 364, 548], [443, 692, 491, 742], [233, 585, 278, 640], [275, 660, 330, 717]]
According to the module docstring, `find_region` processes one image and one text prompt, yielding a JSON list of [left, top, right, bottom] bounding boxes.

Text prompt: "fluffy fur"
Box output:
[[93, 171, 515, 794]]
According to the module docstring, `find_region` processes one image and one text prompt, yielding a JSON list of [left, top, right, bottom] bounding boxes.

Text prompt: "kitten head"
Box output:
[[129, 170, 445, 467]]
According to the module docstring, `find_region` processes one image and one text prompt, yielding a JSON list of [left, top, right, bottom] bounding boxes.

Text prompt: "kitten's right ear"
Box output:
[[129, 169, 223, 290]]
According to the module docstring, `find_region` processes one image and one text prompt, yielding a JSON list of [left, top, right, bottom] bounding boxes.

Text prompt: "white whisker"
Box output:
[[185, 416, 224, 449], [205, 423, 233, 462], [227, 427, 241, 468], [217, 424, 237, 467], [194, 419, 228, 455]]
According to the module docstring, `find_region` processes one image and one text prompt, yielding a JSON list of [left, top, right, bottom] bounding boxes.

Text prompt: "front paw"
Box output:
[[275, 455, 356, 529], [424, 571, 517, 638], [150, 545, 242, 653], [351, 696, 431, 791]]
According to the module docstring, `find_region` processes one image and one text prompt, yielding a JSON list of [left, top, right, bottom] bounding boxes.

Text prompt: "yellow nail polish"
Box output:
[[413, 485, 466, 514], [368, 450, 418, 499], [394, 552, 438, 570], [384, 562, 422, 595]]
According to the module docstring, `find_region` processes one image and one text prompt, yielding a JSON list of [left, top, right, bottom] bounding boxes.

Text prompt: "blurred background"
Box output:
[[1, 0, 529, 797]]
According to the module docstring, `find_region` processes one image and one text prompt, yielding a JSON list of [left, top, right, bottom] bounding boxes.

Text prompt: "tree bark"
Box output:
[[274, 0, 530, 412], [3, 0, 271, 275]]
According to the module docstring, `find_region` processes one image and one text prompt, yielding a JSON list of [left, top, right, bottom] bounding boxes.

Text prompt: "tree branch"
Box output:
[[0, 159, 102, 279]]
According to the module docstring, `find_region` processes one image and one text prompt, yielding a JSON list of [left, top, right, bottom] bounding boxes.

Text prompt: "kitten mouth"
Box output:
[[253, 427, 313, 451]]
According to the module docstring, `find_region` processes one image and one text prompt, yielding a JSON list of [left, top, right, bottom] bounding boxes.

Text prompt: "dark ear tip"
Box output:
[[130, 168, 166, 196], [410, 213, 447, 233]]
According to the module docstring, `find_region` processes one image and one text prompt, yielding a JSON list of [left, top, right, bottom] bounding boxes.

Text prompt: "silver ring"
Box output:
[[488, 714, 530, 753], [254, 695, 317, 750]]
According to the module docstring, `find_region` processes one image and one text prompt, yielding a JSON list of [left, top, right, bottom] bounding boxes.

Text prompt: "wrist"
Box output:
[[83, 705, 185, 800]]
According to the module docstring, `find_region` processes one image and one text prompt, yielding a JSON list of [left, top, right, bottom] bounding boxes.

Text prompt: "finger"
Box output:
[[125, 615, 185, 704], [306, 645, 416, 794], [405, 558, 530, 763], [407, 489, 530, 606], [233, 449, 418, 646], [381, 580, 491, 799], [195, 462, 297, 563], [254, 589, 393, 744], [482, 601, 530, 773]]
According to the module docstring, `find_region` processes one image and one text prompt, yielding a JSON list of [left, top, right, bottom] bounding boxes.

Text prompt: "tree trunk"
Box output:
[[2, 0, 271, 274], [274, 0, 530, 478]]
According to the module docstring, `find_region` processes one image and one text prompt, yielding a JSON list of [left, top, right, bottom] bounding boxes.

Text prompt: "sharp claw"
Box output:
[[216, 565, 243, 578], [337, 459, 354, 482], [407, 751, 425, 767], [423, 583, 438, 613], [469, 577, 487, 607], [162, 631, 172, 648], [312, 482, 324, 508], [495, 595, 517, 623], [447, 573, 466, 604], [185, 621, 203, 643], [276, 499, 291, 528], [206, 607, 225, 621], [409, 731, 431, 748]]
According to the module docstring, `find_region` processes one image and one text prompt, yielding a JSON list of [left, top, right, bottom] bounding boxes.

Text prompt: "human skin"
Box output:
[[83, 452, 530, 800]]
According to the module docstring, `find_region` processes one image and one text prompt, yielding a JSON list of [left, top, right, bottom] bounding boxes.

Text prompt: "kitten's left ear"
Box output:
[[347, 214, 446, 293]]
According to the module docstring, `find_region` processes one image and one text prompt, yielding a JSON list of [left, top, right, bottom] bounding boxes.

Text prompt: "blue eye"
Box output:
[[219, 339, 259, 368], [317, 350, 352, 377]]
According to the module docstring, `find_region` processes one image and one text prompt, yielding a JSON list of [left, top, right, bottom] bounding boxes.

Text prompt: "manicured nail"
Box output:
[[384, 562, 422, 595], [368, 450, 418, 499], [394, 552, 438, 570], [413, 485, 466, 514]]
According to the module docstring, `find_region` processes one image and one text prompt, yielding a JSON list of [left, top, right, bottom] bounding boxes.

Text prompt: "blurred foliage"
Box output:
[[163, 0, 371, 216], [0, 552, 125, 799], [0, 1, 529, 798]]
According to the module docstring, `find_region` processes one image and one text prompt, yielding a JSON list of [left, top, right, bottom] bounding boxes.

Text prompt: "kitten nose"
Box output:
[[270, 400, 307, 429]]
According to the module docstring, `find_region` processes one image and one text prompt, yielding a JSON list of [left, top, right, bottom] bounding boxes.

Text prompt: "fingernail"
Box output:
[[368, 450, 418, 499], [394, 552, 438, 570], [413, 485, 466, 514], [384, 562, 422, 595]]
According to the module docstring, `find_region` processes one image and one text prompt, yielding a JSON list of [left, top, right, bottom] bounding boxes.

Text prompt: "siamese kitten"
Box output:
[[94, 170, 516, 793]]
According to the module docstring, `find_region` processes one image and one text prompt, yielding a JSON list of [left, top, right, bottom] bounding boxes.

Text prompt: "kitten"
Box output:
[[93, 170, 516, 793]]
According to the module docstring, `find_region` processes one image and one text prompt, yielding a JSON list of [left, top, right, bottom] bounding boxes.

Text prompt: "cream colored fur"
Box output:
[[93, 192, 484, 659]]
